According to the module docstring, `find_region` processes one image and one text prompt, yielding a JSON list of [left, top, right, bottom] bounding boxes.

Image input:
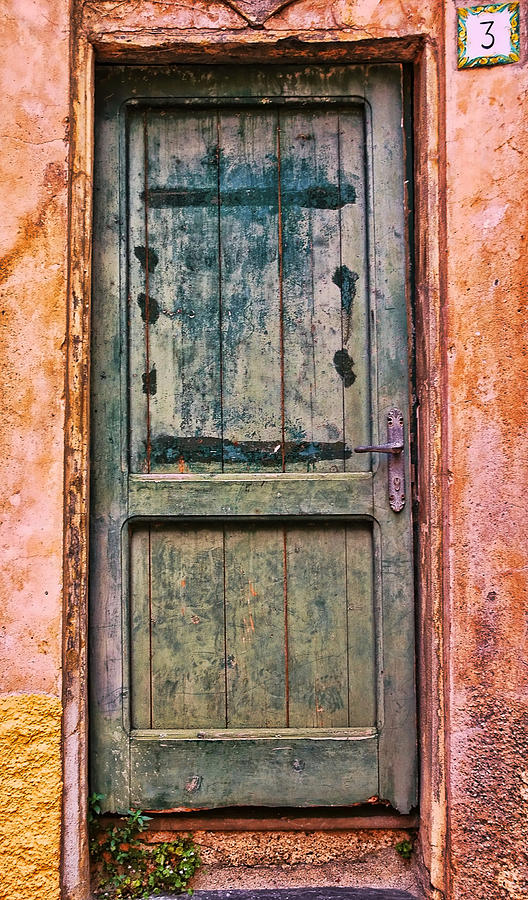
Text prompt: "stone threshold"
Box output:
[[150, 889, 419, 900]]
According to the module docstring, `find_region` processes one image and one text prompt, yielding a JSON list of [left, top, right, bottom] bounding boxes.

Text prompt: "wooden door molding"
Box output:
[[63, 23, 448, 900]]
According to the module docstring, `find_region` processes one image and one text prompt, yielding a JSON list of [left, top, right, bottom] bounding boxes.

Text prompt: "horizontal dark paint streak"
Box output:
[[128, 98, 365, 110], [149, 436, 352, 466], [144, 183, 356, 210]]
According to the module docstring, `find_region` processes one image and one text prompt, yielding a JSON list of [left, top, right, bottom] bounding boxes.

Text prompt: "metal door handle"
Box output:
[[353, 408, 405, 512], [354, 442, 403, 455]]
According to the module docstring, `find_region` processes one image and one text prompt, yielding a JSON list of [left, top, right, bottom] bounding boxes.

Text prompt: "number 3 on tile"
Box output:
[[458, 3, 520, 68], [479, 19, 496, 49]]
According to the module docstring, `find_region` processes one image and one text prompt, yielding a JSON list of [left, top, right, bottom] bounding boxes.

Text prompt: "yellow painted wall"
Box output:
[[0, 695, 62, 900]]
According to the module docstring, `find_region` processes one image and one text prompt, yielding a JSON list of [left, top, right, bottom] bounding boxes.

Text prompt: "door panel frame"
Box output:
[[63, 28, 448, 900]]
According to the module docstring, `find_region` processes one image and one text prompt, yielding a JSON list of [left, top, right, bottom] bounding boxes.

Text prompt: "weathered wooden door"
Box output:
[[90, 65, 416, 814]]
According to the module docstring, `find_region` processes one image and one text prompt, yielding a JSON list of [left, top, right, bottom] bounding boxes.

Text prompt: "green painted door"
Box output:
[[90, 65, 416, 814]]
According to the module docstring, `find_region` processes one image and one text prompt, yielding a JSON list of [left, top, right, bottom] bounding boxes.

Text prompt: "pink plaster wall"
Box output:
[[0, 0, 69, 694]]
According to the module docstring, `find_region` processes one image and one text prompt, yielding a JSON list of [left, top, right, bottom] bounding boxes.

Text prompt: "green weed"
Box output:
[[395, 838, 414, 860], [89, 796, 200, 899]]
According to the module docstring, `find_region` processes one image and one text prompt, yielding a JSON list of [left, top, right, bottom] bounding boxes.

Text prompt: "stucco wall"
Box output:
[[0, 1, 69, 899], [0, 696, 62, 899], [446, 3, 528, 896], [0, 1, 527, 899]]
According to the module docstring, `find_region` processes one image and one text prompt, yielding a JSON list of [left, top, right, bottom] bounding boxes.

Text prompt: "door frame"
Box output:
[[62, 23, 449, 900]]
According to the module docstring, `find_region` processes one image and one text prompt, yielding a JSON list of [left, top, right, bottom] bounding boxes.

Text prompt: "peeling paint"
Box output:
[[333, 348, 356, 387]]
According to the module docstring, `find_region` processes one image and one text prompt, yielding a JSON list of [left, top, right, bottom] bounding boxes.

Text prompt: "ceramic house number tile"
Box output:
[[458, 3, 520, 68]]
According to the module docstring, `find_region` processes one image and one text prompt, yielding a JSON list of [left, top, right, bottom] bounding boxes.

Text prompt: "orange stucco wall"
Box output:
[[0, 1, 527, 899], [445, 4, 528, 895]]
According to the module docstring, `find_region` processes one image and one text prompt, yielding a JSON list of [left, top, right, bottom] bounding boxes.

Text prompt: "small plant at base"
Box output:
[[88, 793, 105, 824], [89, 797, 200, 899], [395, 838, 413, 860]]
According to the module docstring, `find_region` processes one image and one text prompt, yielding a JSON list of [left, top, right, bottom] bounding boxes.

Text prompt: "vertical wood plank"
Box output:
[[90, 83, 132, 810], [219, 110, 283, 472], [130, 526, 152, 728], [346, 523, 376, 727], [145, 110, 222, 473], [224, 525, 287, 726], [128, 111, 149, 473], [150, 524, 226, 729], [286, 523, 349, 728], [367, 65, 416, 812], [280, 110, 345, 473], [338, 110, 371, 472]]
